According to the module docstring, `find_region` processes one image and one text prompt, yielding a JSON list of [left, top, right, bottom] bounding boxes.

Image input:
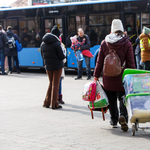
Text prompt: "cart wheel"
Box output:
[[131, 125, 135, 136]]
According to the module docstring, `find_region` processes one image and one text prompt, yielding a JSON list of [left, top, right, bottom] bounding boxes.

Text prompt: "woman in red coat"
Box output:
[[94, 19, 135, 131]]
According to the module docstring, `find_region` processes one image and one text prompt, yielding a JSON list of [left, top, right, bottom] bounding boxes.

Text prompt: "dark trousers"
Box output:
[[0, 49, 5, 74], [144, 61, 150, 70], [8, 56, 20, 72], [77, 56, 91, 77], [44, 69, 62, 108], [104, 90, 128, 124]]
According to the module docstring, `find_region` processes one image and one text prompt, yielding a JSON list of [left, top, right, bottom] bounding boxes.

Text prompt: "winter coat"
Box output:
[[94, 33, 136, 92], [139, 33, 150, 62], [77, 34, 90, 52], [0, 31, 8, 50], [40, 33, 65, 71], [6, 30, 21, 56]]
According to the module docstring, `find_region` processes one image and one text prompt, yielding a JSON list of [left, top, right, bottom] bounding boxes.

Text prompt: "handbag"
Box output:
[[4, 47, 10, 56], [15, 40, 23, 52]]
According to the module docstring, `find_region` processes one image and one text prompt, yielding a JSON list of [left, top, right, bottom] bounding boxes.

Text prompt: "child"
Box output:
[[70, 35, 84, 61], [58, 35, 66, 104], [70, 35, 93, 59]]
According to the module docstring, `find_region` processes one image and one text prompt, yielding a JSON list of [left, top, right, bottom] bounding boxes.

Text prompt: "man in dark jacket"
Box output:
[[75, 28, 91, 80], [6, 26, 21, 74], [41, 25, 65, 109], [0, 25, 8, 75]]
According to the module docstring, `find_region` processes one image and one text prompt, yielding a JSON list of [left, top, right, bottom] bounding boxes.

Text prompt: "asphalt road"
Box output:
[[0, 71, 150, 150]]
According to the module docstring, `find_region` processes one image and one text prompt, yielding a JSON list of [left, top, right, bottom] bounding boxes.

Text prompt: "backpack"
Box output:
[[0, 33, 4, 49], [7, 36, 16, 49], [103, 42, 125, 77], [82, 81, 96, 109]]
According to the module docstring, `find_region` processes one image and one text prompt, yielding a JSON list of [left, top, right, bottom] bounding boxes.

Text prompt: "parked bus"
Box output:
[[0, 0, 149, 69]]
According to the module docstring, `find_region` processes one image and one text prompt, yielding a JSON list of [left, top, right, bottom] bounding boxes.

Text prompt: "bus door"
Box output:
[[124, 13, 141, 48], [43, 16, 66, 44], [0, 21, 4, 29]]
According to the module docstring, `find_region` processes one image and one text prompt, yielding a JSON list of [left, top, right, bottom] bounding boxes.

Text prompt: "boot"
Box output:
[[58, 94, 65, 104]]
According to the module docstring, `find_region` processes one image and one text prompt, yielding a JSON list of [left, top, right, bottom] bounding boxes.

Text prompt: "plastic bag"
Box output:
[[15, 40, 23, 52], [76, 50, 83, 61], [89, 81, 109, 108], [82, 81, 96, 102]]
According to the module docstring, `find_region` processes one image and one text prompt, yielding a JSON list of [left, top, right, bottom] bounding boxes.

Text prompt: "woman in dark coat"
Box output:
[[94, 19, 136, 131], [41, 25, 65, 109], [6, 26, 21, 74]]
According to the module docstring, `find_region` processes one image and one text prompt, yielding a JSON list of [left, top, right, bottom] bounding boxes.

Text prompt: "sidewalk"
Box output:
[[0, 72, 150, 150]]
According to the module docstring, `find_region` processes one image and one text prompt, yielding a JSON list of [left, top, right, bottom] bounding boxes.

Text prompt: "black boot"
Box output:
[[75, 76, 82, 80], [87, 75, 91, 80], [58, 94, 65, 104]]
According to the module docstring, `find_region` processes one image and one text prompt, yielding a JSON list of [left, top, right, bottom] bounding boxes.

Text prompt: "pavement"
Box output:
[[0, 72, 150, 150]]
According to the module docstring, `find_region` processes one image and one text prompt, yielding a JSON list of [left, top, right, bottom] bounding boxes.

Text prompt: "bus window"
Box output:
[[55, 18, 62, 33], [141, 13, 150, 28], [19, 18, 26, 38], [89, 13, 119, 46], [45, 19, 53, 33], [7, 18, 18, 31], [67, 16, 76, 47], [21, 17, 41, 48], [76, 15, 86, 32]]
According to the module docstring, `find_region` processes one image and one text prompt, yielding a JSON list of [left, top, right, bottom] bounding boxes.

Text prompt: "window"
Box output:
[[142, 13, 150, 28], [21, 17, 41, 47], [89, 13, 119, 46]]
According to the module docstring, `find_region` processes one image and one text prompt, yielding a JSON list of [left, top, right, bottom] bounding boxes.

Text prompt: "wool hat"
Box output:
[[70, 35, 77, 43], [111, 19, 124, 33], [51, 25, 60, 37], [143, 26, 150, 35]]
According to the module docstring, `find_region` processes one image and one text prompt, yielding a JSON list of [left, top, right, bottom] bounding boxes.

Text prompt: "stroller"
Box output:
[[122, 69, 150, 136]]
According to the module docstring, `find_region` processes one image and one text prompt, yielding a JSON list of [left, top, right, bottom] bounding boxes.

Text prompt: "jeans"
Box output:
[[135, 53, 141, 69], [104, 90, 128, 124], [0, 49, 5, 74], [59, 77, 62, 94], [8, 56, 20, 72], [77, 56, 91, 77]]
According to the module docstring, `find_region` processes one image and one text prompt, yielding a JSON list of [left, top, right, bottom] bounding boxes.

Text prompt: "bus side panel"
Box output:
[[89, 45, 100, 68], [18, 48, 44, 67], [67, 45, 100, 69], [67, 47, 78, 68]]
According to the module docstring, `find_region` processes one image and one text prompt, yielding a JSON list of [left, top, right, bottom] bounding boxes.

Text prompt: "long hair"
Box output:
[[114, 30, 124, 37]]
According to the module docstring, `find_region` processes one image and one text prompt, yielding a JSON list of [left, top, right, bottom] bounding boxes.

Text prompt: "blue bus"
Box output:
[[0, 0, 149, 69]]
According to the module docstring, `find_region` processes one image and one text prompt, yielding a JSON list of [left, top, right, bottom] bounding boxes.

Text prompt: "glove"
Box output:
[[94, 77, 98, 81]]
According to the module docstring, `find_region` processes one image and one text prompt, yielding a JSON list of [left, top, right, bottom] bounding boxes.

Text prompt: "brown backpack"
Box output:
[[103, 42, 125, 77]]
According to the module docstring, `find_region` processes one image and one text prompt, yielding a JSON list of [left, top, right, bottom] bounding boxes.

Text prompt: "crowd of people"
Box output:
[[0, 25, 21, 75], [41, 20, 150, 133], [1, 19, 150, 132]]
